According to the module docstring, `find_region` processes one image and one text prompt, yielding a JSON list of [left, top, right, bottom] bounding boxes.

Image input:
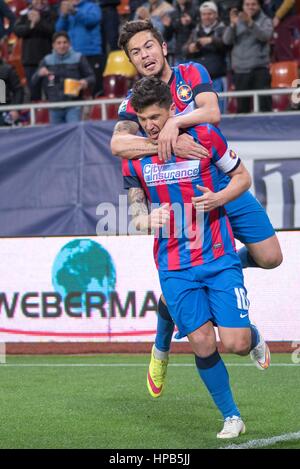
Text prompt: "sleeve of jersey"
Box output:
[[210, 129, 241, 174], [118, 96, 139, 125], [186, 62, 214, 98], [122, 159, 142, 190]]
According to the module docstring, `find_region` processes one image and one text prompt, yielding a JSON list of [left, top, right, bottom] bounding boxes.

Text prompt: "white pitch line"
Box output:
[[0, 363, 298, 367], [223, 431, 300, 449]]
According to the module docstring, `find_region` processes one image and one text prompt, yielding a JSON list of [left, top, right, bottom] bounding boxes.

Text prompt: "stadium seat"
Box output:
[[89, 101, 119, 120], [270, 60, 299, 88], [103, 75, 130, 98], [103, 50, 136, 78], [35, 107, 50, 125], [272, 94, 291, 112], [117, 0, 130, 15]]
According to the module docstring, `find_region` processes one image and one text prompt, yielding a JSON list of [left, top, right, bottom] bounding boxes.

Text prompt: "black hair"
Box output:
[[131, 77, 173, 112], [118, 20, 164, 57]]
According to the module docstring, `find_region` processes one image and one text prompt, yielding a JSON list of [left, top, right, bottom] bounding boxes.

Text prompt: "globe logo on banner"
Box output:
[[52, 239, 116, 304]]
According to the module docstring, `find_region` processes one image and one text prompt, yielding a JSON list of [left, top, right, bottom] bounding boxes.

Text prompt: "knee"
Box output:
[[189, 329, 216, 357], [260, 250, 283, 269], [224, 337, 250, 355]]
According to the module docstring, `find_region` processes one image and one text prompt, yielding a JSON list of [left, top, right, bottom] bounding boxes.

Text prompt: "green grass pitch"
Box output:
[[0, 353, 299, 449]]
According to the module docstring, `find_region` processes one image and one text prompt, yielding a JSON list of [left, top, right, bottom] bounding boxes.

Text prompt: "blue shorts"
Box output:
[[219, 174, 275, 244], [159, 253, 251, 339]]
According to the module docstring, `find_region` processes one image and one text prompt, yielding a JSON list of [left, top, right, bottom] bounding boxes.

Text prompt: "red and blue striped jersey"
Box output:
[[118, 62, 214, 127], [123, 124, 240, 271]]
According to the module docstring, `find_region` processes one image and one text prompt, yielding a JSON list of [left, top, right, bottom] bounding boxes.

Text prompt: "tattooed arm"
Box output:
[[128, 187, 170, 234], [110, 120, 159, 160]]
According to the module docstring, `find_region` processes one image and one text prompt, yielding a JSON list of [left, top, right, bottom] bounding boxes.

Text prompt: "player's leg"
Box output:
[[147, 295, 174, 398], [241, 234, 283, 269], [159, 267, 245, 438], [224, 190, 283, 269], [189, 324, 246, 439], [208, 253, 270, 370]]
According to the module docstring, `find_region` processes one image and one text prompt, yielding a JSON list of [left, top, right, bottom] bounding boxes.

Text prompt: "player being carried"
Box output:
[[111, 19, 281, 399], [123, 76, 270, 438]]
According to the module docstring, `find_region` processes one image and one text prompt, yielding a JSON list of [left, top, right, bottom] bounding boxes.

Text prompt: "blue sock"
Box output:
[[238, 246, 260, 268], [154, 298, 174, 352], [195, 350, 240, 419], [250, 324, 260, 351]]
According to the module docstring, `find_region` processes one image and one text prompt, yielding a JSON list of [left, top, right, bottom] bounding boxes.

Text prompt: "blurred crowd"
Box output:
[[0, 0, 300, 125]]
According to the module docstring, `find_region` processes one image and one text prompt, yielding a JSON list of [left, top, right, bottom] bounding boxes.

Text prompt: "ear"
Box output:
[[170, 102, 176, 115], [162, 41, 168, 57]]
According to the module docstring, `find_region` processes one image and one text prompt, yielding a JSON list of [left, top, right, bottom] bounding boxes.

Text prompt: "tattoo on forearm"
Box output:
[[113, 120, 139, 135], [128, 188, 149, 218]]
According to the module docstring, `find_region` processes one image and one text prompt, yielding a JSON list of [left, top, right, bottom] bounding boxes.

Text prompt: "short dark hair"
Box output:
[[52, 31, 70, 43], [118, 20, 164, 57], [131, 77, 173, 113]]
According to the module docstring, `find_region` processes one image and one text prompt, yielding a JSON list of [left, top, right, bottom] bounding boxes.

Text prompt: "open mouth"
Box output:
[[144, 61, 156, 71]]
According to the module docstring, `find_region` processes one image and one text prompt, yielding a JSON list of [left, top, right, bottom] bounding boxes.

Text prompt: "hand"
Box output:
[[229, 8, 239, 26], [191, 185, 222, 212], [9, 110, 19, 123], [162, 14, 171, 27], [239, 11, 253, 26], [174, 133, 209, 159], [273, 16, 280, 28], [157, 117, 179, 161], [198, 37, 212, 47], [136, 204, 170, 232], [136, 6, 150, 20], [188, 42, 198, 53], [79, 79, 88, 90], [38, 66, 50, 77], [28, 9, 40, 25]]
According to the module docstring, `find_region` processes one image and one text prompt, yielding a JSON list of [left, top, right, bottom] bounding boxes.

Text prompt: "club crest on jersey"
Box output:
[[118, 99, 128, 114], [177, 84, 193, 103], [229, 149, 237, 159]]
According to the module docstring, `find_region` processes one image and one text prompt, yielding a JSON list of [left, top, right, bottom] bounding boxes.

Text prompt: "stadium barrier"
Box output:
[[0, 232, 299, 353], [0, 87, 299, 125]]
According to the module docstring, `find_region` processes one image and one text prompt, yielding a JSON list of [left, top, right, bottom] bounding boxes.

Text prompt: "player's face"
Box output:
[[137, 103, 174, 140], [127, 31, 168, 78]]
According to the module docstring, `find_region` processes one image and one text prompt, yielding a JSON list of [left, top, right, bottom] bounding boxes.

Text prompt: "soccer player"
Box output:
[[111, 19, 280, 397], [123, 76, 270, 438]]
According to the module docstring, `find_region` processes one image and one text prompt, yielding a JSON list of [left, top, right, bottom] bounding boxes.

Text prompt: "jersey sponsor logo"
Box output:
[[143, 161, 199, 186], [176, 84, 193, 103], [118, 99, 129, 114]]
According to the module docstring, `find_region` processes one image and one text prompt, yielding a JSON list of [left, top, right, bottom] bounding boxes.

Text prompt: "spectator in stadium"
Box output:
[[0, 0, 16, 41], [214, 0, 242, 24], [262, 0, 300, 61], [162, 0, 198, 64], [32, 31, 95, 124], [0, 50, 24, 126], [223, 0, 273, 113], [134, 0, 174, 34], [14, 0, 56, 101], [183, 1, 228, 112], [56, 0, 104, 96]]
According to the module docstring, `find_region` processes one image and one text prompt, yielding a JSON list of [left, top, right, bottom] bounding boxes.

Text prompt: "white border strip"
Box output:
[[0, 363, 298, 367], [223, 431, 300, 449]]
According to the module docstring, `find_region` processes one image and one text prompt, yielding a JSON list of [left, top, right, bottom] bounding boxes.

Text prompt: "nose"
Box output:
[[141, 47, 149, 60]]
